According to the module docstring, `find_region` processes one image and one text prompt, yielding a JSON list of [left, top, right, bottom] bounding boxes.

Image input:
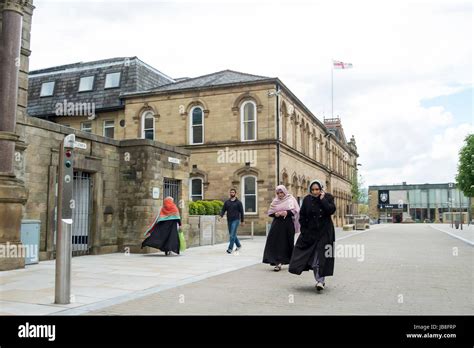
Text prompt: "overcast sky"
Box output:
[[29, 0, 473, 187]]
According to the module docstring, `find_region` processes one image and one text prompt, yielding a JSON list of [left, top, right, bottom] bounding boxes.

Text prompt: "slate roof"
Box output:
[[28, 57, 174, 118], [122, 69, 273, 97]]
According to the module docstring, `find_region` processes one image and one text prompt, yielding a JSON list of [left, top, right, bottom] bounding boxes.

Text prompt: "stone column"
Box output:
[[0, 0, 29, 271]]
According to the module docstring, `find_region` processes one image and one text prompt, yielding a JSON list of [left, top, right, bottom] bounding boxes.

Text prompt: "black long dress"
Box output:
[[263, 210, 295, 266], [289, 193, 336, 276], [141, 219, 181, 254]]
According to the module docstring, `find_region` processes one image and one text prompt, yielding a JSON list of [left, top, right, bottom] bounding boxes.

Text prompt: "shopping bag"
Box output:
[[178, 229, 187, 252]]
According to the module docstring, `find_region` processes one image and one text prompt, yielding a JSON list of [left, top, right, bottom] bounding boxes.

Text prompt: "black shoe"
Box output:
[[226, 249, 232, 254]]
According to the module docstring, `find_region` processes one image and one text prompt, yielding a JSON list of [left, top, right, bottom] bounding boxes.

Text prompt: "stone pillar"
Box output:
[[0, 1, 30, 271]]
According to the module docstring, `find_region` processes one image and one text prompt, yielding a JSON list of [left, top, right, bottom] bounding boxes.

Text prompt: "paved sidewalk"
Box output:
[[90, 224, 473, 315], [0, 236, 264, 315], [428, 223, 474, 245], [0, 226, 376, 315]]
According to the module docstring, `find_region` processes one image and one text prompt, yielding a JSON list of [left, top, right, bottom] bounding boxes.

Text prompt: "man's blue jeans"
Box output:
[[227, 219, 241, 251]]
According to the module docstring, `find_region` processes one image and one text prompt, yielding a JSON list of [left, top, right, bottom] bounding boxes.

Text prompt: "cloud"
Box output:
[[30, 0, 472, 186]]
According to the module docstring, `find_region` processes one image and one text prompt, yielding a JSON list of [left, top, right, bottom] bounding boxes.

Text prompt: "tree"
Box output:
[[456, 134, 474, 197], [350, 171, 368, 216], [351, 171, 366, 204]]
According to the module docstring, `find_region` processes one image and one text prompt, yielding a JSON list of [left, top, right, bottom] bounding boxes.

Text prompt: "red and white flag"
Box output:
[[333, 60, 353, 69]]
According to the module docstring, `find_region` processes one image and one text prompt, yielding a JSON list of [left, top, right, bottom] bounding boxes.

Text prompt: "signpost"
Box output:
[[55, 134, 86, 304]]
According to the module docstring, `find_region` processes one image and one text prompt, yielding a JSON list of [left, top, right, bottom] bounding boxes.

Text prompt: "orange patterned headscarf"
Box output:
[[143, 197, 180, 236], [159, 197, 180, 218]]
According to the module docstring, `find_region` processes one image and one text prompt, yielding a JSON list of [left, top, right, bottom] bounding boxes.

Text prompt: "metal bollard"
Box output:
[[55, 219, 72, 304], [54, 134, 80, 305]]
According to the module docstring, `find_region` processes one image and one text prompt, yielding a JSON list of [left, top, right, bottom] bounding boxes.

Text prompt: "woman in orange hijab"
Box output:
[[141, 196, 182, 255]]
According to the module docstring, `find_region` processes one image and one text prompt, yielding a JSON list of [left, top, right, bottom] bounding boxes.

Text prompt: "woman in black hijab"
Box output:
[[289, 179, 336, 291]]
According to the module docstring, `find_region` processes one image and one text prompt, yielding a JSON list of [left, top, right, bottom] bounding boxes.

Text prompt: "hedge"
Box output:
[[189, 200, 224, 215]]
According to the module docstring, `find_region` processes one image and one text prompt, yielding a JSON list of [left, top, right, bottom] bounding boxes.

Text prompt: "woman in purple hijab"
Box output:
[[262, 185, 300, 271]]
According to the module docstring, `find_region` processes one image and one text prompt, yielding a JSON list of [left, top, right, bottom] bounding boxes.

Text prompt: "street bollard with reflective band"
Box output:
[[55, 134, 75, 304]]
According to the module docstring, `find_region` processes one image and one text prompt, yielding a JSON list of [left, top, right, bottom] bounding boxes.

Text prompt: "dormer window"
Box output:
[[79, 76, 94, 92], [40, 81, 55, 97], [105, 72, 121, 89]]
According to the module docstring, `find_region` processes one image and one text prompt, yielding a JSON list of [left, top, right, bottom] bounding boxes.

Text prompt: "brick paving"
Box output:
[[90, 224, 473, 315]]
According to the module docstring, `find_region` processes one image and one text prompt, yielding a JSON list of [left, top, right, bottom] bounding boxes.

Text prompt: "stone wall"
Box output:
[[13, 115, 190, 261], [118, 138, 190, 252], [0, 0, 35, 271], [47, 110, 127, 140], [123, 83, 276, 144]]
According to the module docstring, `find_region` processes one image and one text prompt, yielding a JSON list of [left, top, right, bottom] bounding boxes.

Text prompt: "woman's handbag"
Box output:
[[178, 228, 187, 252]]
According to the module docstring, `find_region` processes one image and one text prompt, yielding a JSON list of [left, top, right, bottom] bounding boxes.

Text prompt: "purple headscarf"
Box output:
[[268, 185, 300, 233]]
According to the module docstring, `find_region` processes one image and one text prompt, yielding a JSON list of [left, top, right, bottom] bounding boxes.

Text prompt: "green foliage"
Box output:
[[196, 202, 206, 215], [351, 172, 366, 203], [189, 202, 198, 215], [200, 201, 214, 215], [189, 200, 225, 215], [211, 200, 224, 215], [456, 134, 474, 197]]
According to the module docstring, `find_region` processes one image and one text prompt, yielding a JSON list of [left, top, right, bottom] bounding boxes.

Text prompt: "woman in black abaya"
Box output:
[[263, 185, 300, 271], [141, 197, 181, 255], [289, 180, 336, 291]]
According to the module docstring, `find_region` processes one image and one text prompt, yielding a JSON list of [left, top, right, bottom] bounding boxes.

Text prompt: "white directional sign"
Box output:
[[74, 141, 87, 149]]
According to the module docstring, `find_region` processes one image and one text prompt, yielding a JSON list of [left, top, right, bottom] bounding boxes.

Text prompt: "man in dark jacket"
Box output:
[[219, 188, 245, 254]]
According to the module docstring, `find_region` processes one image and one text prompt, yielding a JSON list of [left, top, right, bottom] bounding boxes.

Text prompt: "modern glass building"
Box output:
[[368, 183, 472, 223]]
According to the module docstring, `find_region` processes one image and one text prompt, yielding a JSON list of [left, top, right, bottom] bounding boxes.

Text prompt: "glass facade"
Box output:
[[371, 184, 471, 223]]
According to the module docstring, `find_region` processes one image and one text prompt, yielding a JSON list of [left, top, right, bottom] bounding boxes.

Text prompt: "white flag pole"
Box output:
[[331, 59, 334, 118]]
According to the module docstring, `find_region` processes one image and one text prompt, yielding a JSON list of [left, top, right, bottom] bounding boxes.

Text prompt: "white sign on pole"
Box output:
[[74, 142, 87, 149], [168, 157, 180, 164]]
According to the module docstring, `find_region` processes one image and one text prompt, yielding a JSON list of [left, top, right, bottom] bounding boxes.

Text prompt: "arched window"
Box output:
[[300, 124, 305, 154], [190, 106, 204, 145], [241, 175, 257, 214], [278, 109, 283, 142], [241, 101, 257, 141], [141, 111, 155, 140], [319, 135, 323, 164], [293, 118, 297, 149], [313, 135, 317, 160], [189, 178, 203, 201]]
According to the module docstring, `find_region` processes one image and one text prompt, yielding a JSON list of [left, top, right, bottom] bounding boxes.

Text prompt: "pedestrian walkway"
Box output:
[[0, 237, 264, 315], [90, 224, 473, 315], [0, 226, 382, 315], [428, 223, 474, 245]]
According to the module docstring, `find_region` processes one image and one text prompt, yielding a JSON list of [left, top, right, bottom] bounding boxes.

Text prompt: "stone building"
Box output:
[[0, 0, 35, 270], [0, 2, 190, 271], [27, 56, 174, 139], [121, 70, 359, 230], [2, 1, 358, 272], [29, 63, 359, 232]]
